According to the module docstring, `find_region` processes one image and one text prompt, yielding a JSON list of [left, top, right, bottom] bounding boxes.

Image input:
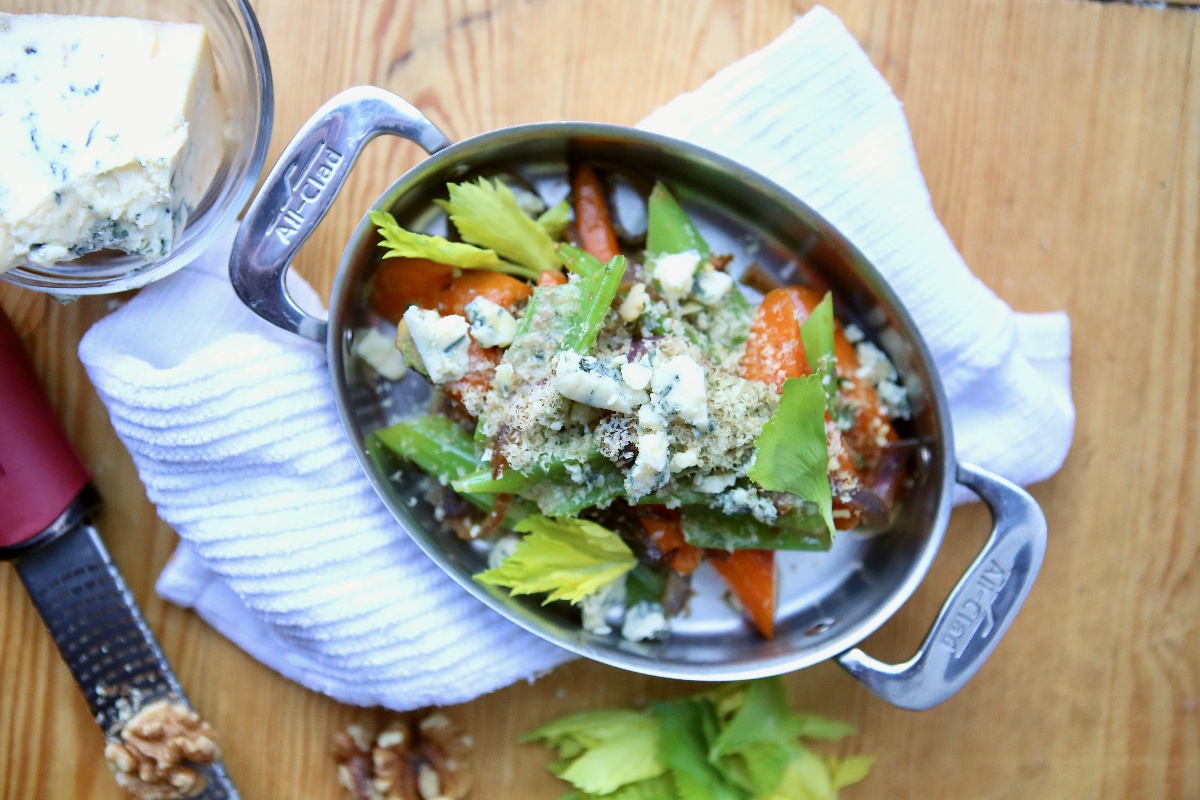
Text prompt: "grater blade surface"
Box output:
[[15, 522, 241, 800]]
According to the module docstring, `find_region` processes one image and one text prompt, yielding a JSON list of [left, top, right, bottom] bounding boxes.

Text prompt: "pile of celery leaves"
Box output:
[[523, 677, 872, 800]]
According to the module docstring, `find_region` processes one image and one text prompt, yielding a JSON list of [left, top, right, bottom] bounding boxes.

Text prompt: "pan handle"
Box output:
[[837, 462, 1047, 710], [230, 86, 450, 342]]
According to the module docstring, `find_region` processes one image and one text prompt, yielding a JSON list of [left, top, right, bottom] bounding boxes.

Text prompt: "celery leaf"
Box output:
[[369, 210, 540, 280], [710, 677, 795, 759], [746, 375, 836, 536], [524, 678, 870, 800], [651, 699, 745, 800], [799, 292, 837, 404], [521, 710, 666, 795], [538, 200, 573, 239], [829, 755, 875, 790], [436, 178, 563, 274], [474, 515, 635, 605], [762, 748, 836, 800]]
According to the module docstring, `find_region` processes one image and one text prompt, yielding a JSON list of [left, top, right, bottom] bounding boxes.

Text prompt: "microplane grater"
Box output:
[[14, 521, 240, 800], [0, 308, 241, 800]]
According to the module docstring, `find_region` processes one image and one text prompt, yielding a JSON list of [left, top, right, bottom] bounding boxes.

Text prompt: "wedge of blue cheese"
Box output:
[[0, 13, 226, 272]]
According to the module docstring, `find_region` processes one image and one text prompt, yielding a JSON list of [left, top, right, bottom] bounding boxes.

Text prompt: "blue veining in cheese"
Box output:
[[0, 13, 226, 272]]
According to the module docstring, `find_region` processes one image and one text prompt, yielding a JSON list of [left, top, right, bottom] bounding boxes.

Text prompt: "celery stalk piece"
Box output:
[[373, 416, 493, 511], [566, 254, 627, 355], [525, 469, 626, 516], [454, 454, 626, 516], [453, 467, 539, 495], [646, 182, 711, 258], [558, 243, 606, 277], [680, 505, 830, 552], [375, 415, 475, 485], [636, 488, 712, 507], [643, 182, 753, 354]]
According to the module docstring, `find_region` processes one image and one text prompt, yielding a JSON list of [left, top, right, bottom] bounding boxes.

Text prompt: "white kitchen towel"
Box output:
[[79, 6, 1073, 711]]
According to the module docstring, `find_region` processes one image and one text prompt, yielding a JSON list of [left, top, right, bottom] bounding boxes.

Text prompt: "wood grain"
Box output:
[[2, 1, 1198, 798]]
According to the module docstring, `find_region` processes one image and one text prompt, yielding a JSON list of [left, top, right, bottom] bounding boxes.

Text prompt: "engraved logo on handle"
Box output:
[[266, 142, 344, 246], [939, 558, 1010, 658]]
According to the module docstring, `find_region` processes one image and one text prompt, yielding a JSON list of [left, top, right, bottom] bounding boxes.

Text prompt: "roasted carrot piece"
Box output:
[[572, 165, 621, 262], [537, 269, 568, 286], [442, 340, 502, 411], [740, 288, 809, 391], [711, 550, 776, 639], [436, 271, 533, 317], [639, 512, 703, 576], [785, 285, 897, 474], [369, 258, 454, 322]]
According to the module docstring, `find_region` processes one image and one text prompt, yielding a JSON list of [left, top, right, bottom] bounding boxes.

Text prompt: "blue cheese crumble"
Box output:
[[353, 329, 408, 380], [464, 296, 518, 348], [650, 250, 703, 302], [403, 307, 471, 384], [650, 354, 709, 430], [554, 351, 648, 413], [621, 601, 670, 641]]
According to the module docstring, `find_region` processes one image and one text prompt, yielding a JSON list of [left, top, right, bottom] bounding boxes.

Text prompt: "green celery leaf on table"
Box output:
[[524, 678, 872, 799], [652, 698, 747, 800], [520, 710, 666, 795]]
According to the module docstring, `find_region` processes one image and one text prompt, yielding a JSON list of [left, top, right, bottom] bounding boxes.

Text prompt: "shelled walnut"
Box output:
[[333, 712, 473, 800], [104, 699, 220, 800]]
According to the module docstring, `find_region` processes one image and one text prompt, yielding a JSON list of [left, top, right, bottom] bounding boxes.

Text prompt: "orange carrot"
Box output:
[[437, 271, 533, 317], [537, 269, 568, 287], [638, 511, 702, 576], [442, 340, 501, 412], [369, 258, 454, 322], [572, 165, 620, 262], [740, 288, 809, 391], [711, 550, 776, 639]]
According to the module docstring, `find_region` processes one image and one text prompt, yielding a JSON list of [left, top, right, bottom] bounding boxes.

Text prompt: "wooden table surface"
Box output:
[[2, 1, 1199, 798]]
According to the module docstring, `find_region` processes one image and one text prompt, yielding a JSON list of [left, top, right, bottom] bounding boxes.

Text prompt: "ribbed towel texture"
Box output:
[[78, 6, 1073, 710]]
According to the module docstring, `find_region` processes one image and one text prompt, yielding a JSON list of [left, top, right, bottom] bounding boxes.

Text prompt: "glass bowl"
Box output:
[[1, 0, 273, 297]]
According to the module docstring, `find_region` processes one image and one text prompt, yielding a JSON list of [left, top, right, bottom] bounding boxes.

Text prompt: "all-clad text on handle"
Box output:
[[836, 462, 1048, 710], [230, 86, 451, 342]]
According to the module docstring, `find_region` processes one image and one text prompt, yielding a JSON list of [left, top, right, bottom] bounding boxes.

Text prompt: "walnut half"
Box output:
[[334, 713, 473, 800], [104, 700, 219, 800]]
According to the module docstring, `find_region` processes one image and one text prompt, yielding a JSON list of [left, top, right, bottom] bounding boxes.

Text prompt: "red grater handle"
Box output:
[[0, 309, 90, 551]]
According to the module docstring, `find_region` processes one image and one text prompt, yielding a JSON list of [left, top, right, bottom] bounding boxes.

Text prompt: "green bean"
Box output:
[[646, 182, 710, 258]]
